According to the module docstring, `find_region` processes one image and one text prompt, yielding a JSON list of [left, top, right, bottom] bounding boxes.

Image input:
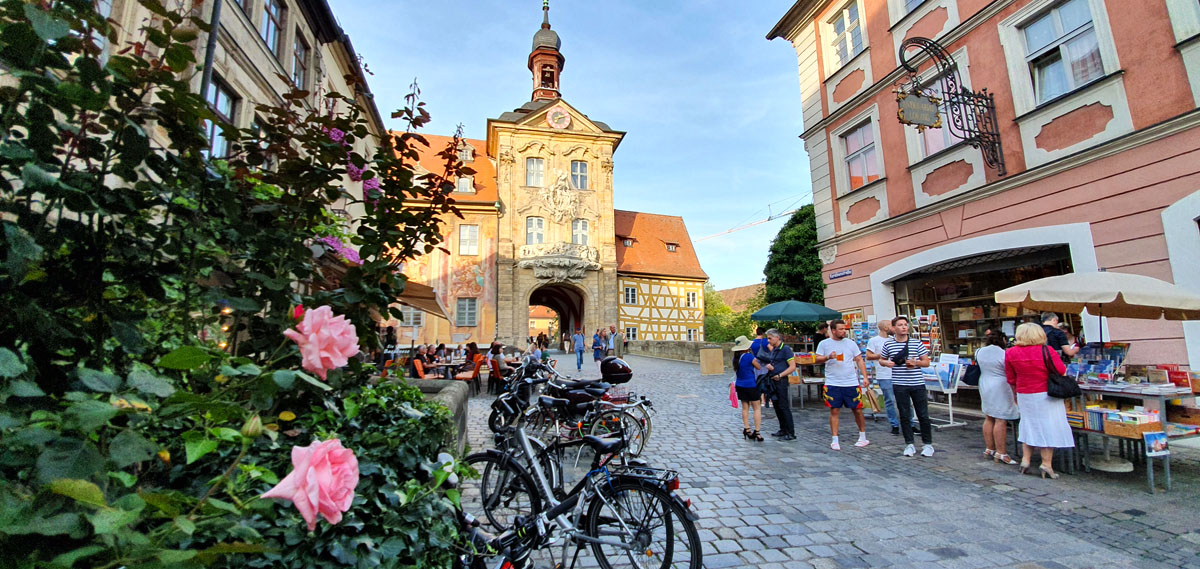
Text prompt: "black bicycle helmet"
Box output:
[[600, 356, 633, 384]]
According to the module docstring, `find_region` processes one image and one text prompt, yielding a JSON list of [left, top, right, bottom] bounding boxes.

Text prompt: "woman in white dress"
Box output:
[[975, 330, 1019, 465], [1005, 323, 1073, 479]]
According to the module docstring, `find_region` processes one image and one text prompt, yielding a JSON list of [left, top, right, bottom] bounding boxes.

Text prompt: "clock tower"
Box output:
[[528, 0, 563, 101]]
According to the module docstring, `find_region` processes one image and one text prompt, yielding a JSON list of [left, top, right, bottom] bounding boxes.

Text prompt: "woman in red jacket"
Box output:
[[1005, 322, 1074, 479]]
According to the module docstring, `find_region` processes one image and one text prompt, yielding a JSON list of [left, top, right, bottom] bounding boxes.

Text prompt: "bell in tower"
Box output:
[[528, 0, 564, 101]]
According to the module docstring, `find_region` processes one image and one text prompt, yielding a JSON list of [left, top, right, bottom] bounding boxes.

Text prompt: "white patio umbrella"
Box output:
[[995, 271, 1200, 335]]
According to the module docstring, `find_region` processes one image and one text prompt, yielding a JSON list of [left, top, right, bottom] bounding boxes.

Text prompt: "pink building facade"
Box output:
[[769, 0, 1200, 366]]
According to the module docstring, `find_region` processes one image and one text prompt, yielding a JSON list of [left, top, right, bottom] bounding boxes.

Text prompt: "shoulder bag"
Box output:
[[1042, 346, 1081, 399], [962, 362, 981, 386]]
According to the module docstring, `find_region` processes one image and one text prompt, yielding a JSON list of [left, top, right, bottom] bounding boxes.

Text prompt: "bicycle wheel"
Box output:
[[624, 404, 653, 447], [589, 410, 645, 457], [461, 452, 542, 533], [585, 478, 701, 569]]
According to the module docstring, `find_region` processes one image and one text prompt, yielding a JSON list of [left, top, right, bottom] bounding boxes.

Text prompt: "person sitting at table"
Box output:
[[409, 345, 442, 379], [488, 342, 517, 377], [457, 342, 481, 373]]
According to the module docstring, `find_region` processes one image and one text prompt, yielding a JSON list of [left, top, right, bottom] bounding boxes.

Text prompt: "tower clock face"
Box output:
[[546, 106, 571, 129]]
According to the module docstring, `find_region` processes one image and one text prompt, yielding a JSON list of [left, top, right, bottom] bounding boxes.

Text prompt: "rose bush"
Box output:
[[262, 439, 360, 531], [0, 1, 475, 567]]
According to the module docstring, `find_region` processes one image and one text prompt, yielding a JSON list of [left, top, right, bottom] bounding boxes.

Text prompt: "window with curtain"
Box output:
[[1022, 0, 1102, 104], [842, 121, 879, 191]]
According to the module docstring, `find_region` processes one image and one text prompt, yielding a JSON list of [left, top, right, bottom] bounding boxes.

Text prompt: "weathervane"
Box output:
[[895, 37, 1006, 176]]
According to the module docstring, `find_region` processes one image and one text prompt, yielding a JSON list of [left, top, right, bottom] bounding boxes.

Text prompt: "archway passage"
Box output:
[[527, 305, 559, 344], [529, 283, 585, 350]]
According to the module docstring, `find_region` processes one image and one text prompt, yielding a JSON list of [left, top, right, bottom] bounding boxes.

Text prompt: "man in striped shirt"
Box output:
[[879, 315, 934, 457]]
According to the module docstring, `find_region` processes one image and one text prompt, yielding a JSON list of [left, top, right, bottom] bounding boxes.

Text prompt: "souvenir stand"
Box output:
[[749, 300, 843, 409], [995, 271, 1200, 492]]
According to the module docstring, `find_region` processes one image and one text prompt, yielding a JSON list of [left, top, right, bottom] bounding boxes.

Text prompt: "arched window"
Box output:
[[571, 219, 588, 245], [526, 217, 545, 245]]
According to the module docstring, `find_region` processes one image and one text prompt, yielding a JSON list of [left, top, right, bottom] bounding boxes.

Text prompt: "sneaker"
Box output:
[[770, 431, 785, 437], [830, 441, 841, 451], [903, 444, 916, 457], [891, 426, 900, 435], [921, 445, 935, 457], [854, 439, 870, 447], [780, 434, 796, 441]]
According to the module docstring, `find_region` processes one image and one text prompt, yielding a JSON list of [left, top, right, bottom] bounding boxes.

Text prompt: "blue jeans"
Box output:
[[575, 350, 584, 370], [877, 377, 900, 428]]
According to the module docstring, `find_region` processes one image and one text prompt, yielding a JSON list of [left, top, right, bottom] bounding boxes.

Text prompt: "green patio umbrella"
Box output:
[[750, 300, 841, 322]]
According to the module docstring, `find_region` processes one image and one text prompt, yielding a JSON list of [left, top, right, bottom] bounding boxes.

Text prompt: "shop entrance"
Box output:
[[892, 245, 1080, 356], [529, 283, 585, 349]]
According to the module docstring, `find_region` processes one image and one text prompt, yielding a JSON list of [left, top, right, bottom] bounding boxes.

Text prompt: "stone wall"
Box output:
[[414, 380, 470, 454], [624, 340, 735, 371]]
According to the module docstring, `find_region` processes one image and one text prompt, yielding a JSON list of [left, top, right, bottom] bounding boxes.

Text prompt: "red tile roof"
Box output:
[[614, 210, 707, 281], [396, 133, 498, 205], [717, 283, 764, 312], [528, 305, 556, 319]]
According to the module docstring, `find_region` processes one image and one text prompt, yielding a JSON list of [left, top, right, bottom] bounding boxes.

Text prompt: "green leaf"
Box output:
[[205, 498, 239, 515], [235, 363, 261, 376], [182, 432, 218, 465], [49, 545, 105, 568], [111, 321, 146, 355], [271, 370, 295, 389], [127, 370, 175, 397], [23, 4, 71, 41], [445, 488, 460, 508], [65, 400, 119, 431], [109, 430, 158, 467], [173, 516, 195, 536], [10, 380, 45, 397], [157, 346, 213, 370], [49, 479, 106, 508], [158, 549, 198, 563], [139, 491, 182, 517], [77, 368, 121, 393], [88, 507, 138, 534], [36, 440, 102, 485], [170, 27, 199, 43], [108, 471, 137, 488], [210, 427, 242, 442], [0, 348, 27, 378], [295, 371, 332, 391]]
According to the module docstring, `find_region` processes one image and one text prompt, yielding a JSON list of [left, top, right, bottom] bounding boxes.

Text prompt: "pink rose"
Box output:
[[283, 305, 359, 380], [262, 439, 359, 531]]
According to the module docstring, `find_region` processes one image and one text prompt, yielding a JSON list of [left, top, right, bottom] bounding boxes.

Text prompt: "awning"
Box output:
[[395, 281, 450, 321]]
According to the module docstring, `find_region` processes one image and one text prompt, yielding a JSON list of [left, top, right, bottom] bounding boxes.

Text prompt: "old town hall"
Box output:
[[398, 3, 708, 348]]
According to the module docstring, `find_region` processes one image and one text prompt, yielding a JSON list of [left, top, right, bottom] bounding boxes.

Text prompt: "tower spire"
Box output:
[[529, 0, 564, 101]]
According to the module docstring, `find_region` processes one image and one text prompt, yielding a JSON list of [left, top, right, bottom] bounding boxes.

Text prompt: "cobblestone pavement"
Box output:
[[465, 355, 1200, 569]]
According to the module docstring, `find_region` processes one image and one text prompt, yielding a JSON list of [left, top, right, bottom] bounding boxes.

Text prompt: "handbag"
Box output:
[[729, 382, 739, 408], [962, 362, 981, 386], [1042, 346, 1081, 399]]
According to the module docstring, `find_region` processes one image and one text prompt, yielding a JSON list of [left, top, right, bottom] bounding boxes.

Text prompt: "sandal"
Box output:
[[752, 430, 763, 442], [983, 449, 995, 458], [995, 453, 1018, 465]]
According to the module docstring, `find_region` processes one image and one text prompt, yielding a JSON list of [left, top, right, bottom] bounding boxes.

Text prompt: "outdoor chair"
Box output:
[[486, 358, 504, 395], [456, 357, 484, 395]]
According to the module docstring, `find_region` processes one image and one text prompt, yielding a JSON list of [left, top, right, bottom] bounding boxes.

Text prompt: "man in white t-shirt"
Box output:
[[815, 320, 870, 450]]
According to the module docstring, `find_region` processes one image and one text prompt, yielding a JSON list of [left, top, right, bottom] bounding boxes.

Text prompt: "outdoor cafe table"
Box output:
[[1072, 385, 1200, 492]]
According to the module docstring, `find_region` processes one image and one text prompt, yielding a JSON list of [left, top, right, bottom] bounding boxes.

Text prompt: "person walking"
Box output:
[[572, 328, 586, 372], [878, 316, 933, 457], [731, 336, 763, 441], [1006, 322, 1074, 479], [977, 330, 1020, 465], [592, 329, 606, 370], [611, 325, 625, 358], [815, 320, 870, 450], [756, 329, 797, 440], [865, 319, 903, 435], [606, 325, 616, 357]]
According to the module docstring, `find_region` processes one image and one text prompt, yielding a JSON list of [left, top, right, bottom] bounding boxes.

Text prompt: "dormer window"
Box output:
[[458, 145, 474, 162], [666, 243, 678, 252], [622, 238, 633, 247]]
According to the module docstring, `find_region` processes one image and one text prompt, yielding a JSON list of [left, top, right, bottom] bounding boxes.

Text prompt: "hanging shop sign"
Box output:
[[895, 37, 1006, 176]]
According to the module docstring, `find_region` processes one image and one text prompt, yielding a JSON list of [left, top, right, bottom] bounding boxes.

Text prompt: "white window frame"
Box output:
[[458, 224, 479, 256], [455, 298, 478, 327], [827, 0, 866, 70], [830, 106, 884, 198], [842, 120, 880, 193], [571, 160, 588, 190], [666, 243, 678, 252], [456, 175, 474, 194], [622, 238, 633, 247], [526, 217, 545, 245], [998, 0, 1120, 116], [625, 327, 637, 341], [1022, 0, 1104, 105], [525, 157, 544, 187], [458, 145, 474, 162], [686, 329, 698, 342], [571, 218, 589, 245], [623, 286, 637, 305], [1165, 0, 1200, 107], [399, 305, 424, 328], [685, 291, 696, 308]]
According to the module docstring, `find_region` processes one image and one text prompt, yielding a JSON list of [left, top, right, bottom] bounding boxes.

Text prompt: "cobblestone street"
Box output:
[[466, 355, 1200, 569]]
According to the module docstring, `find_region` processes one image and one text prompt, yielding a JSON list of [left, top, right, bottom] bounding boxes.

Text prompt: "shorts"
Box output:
[[823, 385, 863, 409], [735, 386, 761, 402]]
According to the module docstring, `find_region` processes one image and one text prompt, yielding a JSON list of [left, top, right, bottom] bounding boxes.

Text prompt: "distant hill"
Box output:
[[717, 283, 764, 312]]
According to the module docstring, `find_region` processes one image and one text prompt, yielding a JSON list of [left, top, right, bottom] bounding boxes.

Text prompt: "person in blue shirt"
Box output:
[[571, 329, 586, 372], [750, 327, 770, 407], [732, 335, 764, 441]]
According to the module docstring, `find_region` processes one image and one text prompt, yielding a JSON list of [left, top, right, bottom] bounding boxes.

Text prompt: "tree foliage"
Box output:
[[0, 1, 470, 567], [703, 284, 768, 343], [763, 204, 824, 305]]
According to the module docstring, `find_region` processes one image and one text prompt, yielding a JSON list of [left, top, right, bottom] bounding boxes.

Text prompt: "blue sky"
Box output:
[[328, 0, 812, 291]]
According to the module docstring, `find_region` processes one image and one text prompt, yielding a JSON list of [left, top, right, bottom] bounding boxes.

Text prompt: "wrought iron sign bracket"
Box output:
[[896, 37, 1006, 176]]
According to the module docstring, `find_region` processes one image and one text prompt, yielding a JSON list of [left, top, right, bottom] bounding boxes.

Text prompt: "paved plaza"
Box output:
[[465, 354, 1200, 569]]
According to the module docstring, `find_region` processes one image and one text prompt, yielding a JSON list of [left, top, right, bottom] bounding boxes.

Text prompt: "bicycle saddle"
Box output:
[[582, 434, 626, 455], [538, 395, 570, 409]]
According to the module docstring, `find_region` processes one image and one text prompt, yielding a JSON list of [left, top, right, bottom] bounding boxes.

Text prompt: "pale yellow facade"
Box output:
[[617, 277, 705, 342]]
